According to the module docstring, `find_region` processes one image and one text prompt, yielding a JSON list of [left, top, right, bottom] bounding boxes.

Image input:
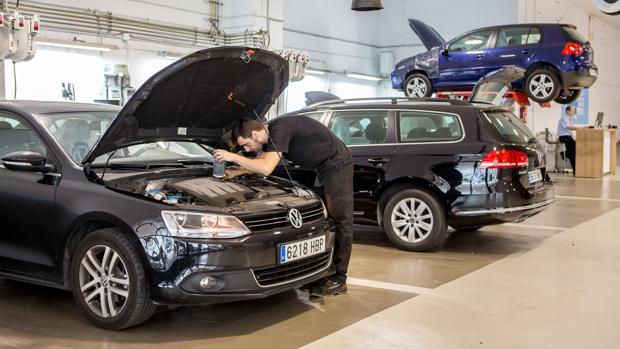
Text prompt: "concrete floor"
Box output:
[[1, 169, 619, 348]]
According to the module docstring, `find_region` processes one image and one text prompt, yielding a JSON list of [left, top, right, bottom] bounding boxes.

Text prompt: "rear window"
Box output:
[[480, 111, 534, 144], [399, 111, 463, 143], [561, 25, 588, 44]]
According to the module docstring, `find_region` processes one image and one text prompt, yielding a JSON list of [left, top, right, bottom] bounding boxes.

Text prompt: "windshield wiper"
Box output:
[[90, 163, 185, 170], [176, 159, 213, 165]]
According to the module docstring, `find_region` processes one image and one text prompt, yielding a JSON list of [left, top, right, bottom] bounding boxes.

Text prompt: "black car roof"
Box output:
[[0, 100, 121, 114]]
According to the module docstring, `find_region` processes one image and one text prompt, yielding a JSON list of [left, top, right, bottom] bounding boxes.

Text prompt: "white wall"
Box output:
[[3, 0, 286, 103], [282, 0, 520, 105], [519, 0, 620, 133]]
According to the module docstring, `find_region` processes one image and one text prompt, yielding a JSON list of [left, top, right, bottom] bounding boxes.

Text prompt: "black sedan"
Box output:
[[0, 47, 334, 329], [277, 68, 554, 252]]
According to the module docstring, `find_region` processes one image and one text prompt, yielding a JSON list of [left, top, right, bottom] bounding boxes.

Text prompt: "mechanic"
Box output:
[[557, 105, 578, 173], [213, 115, 353, 297]]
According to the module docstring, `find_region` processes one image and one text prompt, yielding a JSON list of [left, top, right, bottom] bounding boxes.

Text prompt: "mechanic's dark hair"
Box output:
[[565, 106, 573, 113], [231, 118, 264, 141]]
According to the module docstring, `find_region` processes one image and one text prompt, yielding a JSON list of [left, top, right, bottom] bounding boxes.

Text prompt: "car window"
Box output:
[[0, 112, 48, 161], [329, 110, 389, 145], [35, 111, 117, 164], [300, 112, 324, 121], [399, 111, 462, 143], [480, 111, 534, 144], [93, 141, 214, 165], [561, 25, 587, 44], [496, 27, 538, 47], [526, 27, 542, 44], [448, 29, 493, 52]]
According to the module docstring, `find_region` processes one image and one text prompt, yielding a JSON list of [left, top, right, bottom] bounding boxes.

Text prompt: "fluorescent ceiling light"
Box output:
[[37, 39, 118, 52], [345, 72, 383, 81], [306, 68, 328, 75]]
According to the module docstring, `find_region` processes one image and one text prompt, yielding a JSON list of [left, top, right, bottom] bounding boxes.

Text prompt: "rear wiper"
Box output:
[[527, 137, 537, 144]]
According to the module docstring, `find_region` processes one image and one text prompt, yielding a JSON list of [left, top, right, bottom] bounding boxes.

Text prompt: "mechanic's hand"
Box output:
[[213, 149, 237, 163], [224, 169, 245, 180]]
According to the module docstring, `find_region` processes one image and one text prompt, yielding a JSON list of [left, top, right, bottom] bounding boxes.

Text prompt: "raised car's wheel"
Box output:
[[382, 188, 447, 251], [525, 68, 561, 103], [554, 89, 581, 104], [71, 228, 156, 330], [404, 73, 433, 98]]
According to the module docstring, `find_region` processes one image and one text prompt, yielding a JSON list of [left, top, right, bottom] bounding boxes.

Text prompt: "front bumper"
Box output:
[[391, 70, 404, 90], [561, 69, 597, 89], [141, 220, 336, 305]]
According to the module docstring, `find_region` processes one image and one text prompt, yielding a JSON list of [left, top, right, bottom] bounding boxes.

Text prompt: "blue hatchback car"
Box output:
[[391, 19, 597, 104]]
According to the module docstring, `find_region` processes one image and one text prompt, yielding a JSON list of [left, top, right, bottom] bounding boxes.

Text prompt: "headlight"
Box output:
[[320, 199, 328, 218], [161, 211, 251, 239]]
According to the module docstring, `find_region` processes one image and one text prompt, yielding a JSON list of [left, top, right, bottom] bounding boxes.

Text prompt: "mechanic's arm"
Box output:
[[213, 150, 281, 177]]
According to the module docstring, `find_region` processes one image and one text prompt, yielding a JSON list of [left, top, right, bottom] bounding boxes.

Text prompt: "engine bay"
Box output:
[[106, 169, 316, 209]]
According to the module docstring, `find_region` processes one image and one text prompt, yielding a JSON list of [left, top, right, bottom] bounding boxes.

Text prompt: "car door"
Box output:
[[325, 109, 396, 220], [436, 29, 495, 89], [485, 26, 542, 74], [393, 110, 472, 201], [0, 111, 60, 278]]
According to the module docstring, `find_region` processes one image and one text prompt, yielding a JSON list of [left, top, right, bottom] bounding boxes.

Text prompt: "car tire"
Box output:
[[525, 68, 561, 103], [382, 188, 447, 251], [404, 73, 433, 98], [554, 89, 581, 104], [71, 228, 156, 330]]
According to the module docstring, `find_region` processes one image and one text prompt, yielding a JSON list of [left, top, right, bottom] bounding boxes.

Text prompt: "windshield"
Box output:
[[35, 111, 214, 165], [92, 141, 213, 166], [480, 111, 535, 144]]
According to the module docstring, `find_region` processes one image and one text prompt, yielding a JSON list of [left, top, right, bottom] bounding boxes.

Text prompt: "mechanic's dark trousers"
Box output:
[[559, 135, 576, 171], [316, 160, 354, 283]]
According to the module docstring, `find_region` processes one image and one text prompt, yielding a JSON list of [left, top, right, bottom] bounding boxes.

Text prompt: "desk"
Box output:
[[575, 128, 617, 178]]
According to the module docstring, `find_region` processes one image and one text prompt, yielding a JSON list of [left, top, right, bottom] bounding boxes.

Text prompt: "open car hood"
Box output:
[[82, 47, 288, 165], [408, 18, 446, 51], [469, 66, 526, 105]]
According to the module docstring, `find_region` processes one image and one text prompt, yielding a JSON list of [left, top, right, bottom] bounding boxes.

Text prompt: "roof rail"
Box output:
[[306, 97, 471, 108]]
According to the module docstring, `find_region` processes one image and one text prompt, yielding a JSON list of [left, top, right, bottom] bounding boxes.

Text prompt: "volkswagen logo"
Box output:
[[288, 208, 303, 229]]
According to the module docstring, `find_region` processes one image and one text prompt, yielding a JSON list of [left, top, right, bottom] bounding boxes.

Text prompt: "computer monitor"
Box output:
[[595, 112, 604, 128]]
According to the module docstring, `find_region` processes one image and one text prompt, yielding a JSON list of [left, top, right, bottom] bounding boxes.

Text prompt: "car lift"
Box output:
[[434, 90, 551, 124]]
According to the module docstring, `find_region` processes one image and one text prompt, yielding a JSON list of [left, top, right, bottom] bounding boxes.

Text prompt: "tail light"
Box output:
[[479, 149, 528, 169], [561, 42, 584, 55]]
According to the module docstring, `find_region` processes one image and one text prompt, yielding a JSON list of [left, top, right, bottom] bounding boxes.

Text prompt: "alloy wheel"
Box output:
[[390, 198, 434, 243], [406, 77, 428, 98], [78, 245, 130, 318], [528, 73, 555, 99]]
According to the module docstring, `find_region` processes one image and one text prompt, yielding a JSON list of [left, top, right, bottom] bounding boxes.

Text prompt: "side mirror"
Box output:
[[2, 151, 53, 173], [441, 47, 449, 56]]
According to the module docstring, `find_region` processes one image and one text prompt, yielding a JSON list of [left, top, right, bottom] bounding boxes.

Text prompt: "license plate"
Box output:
[[528, 169, 543, 184], [279, 235, 326, 264]]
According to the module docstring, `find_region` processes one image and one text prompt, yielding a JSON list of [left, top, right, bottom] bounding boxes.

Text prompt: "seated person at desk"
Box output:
[[557, 106, 578, 173]]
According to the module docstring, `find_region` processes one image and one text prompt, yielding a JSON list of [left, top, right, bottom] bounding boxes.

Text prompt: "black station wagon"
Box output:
[[0, 47, 335, 330], [278, 67, 555, 252]]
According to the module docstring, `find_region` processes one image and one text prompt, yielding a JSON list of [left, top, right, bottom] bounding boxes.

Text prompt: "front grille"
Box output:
[[252, 249, 332, 287], [242, 203, 325, 231]]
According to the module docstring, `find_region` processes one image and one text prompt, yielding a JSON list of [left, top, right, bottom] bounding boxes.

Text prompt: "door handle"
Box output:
[[521, 49, 529, 54], [476, 54, 484, 60], [367, 158, 391, 165]]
